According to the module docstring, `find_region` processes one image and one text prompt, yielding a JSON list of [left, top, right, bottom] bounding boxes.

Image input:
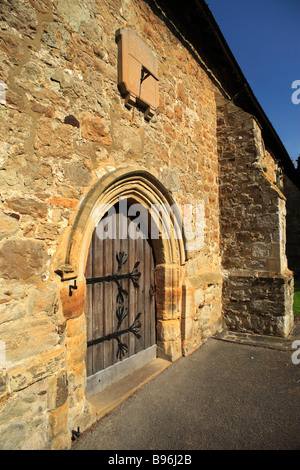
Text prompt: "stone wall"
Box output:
[[217, 96, 294, 337], [0, 0, 294, 451], [0, 0, 223, 449]]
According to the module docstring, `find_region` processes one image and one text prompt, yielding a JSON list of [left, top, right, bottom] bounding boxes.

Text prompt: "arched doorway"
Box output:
[[56, 168, 187, 403], [85, 201, 157, 396]]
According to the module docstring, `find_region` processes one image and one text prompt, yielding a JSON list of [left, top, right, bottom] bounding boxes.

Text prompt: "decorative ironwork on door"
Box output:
[[85, 209, 156, 382], [86, 251, 142, 360]]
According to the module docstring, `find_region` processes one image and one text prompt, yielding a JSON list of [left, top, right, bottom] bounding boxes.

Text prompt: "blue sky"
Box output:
[[207, 0, 300, 165]]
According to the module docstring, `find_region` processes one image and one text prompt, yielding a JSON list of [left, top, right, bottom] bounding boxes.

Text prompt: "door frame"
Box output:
[[56, 167, 187, 401], [85, 205, 157, 396]]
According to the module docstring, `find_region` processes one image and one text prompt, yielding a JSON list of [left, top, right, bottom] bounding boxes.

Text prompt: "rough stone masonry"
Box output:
[[0, 0, 298, 450]]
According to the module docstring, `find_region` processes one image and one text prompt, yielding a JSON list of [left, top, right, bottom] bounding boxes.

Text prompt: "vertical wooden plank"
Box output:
[[127, 220, 136, 358], [92, 226, 104, 374], [113, 211, 121, 362], [121, 211, 129, 361], [144, 237, 151, 349], [135, 230, 144, 354], [85, 238, 93, 377], [150, 241, 156, 346], [103, 212, 114, 369]]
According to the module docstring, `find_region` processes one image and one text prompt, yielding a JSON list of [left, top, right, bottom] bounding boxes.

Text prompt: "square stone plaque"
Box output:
[[116, 28, 159, 120]]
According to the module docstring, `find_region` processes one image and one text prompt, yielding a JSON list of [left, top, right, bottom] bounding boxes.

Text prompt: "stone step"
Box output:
[[89, 358, 171, 421]]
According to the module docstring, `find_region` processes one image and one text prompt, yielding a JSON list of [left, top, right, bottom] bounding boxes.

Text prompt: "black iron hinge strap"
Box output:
[[87, 312, 142, 348], [86, 271, 138, 285]]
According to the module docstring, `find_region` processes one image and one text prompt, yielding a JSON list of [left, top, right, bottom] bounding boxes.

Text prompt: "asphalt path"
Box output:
[[72, 337, 300, 451]]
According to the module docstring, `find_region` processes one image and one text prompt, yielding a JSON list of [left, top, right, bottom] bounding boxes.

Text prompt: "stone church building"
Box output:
[[0, 0, 299, 450]]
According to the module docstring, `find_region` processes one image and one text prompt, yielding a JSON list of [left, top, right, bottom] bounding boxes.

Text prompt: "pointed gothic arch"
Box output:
[[56, 167, 186, 283], [56, 167, 187, 367]]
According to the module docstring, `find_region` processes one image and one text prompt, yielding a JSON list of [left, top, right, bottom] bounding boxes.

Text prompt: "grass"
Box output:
[[294, 278, 300, 316]]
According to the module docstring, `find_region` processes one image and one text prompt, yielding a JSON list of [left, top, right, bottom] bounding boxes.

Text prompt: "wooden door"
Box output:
[[84, 206, 156, 390]]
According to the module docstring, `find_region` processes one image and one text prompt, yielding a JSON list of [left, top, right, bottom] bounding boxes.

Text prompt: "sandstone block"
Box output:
[[56, 0, 91, 32], [66, 313, 86, 338], [155, 264, 181, 289], [42, 22, 71, 50], [81, 112, 112, 145], [0, 213, 19, 239], [8, 346, 66, 394], [181, 316, 194, 340], [60, 281, 86, 320], [62, 161, 92, 188], [48, 401, 68, 438], [49, 428, 70, 450], [156, 319, 180, 342], [157, 338, 181, 362], [49, 196, 78, 209], [0, 422, 26, 450], [155, 286, 181, 320], [36, 223, 60, 241], [0, 372, 9, 404], [66, 330, 86, 371], [0, 28, 27, 66], [181, 285, 194, 320], [1, 315, 61, 367], [0, 0, 38, 39], [5, 197, 48, 219], [27, 287, 57, 316], [0, 239, 48, 280], [54, 372, 68, 409], [194, 288, 204, 308]]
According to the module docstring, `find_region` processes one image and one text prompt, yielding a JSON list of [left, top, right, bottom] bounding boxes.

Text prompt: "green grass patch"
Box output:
[[294, 278, 300, 316]]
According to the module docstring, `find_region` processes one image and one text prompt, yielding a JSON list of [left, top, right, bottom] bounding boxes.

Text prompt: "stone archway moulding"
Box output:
[[56, 166, 187, 362], [55, 167, 187, 282]]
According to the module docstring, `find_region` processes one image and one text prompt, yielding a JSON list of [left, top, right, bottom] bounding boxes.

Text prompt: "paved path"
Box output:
[[72, 324, 300, 451]]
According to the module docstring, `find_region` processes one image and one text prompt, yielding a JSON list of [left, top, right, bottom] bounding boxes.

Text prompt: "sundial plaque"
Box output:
[[116, 28, 159, 120]]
